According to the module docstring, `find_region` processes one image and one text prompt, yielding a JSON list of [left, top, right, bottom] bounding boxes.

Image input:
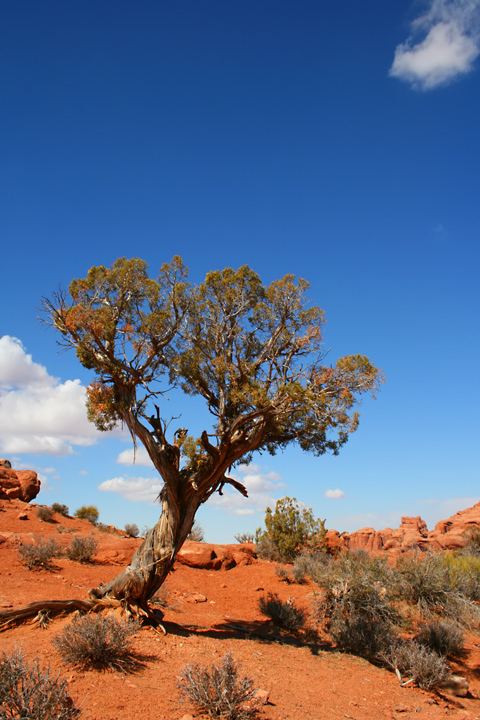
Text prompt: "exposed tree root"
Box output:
[[0, 596, 166, 633]]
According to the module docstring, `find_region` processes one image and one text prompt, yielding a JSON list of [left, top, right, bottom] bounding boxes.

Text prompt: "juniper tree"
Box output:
[[34, 257, 382, 620]]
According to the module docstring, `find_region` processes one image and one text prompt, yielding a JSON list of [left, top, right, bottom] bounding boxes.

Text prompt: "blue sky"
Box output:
[[1, 0, 479, 542]]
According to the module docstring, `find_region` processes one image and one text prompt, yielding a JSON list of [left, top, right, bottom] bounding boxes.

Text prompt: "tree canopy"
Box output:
[[40, 257, 383, 613]]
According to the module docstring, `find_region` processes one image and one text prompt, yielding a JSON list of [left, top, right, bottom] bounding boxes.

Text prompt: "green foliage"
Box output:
[[177, 653, 260, 720], [18, 539, 60, 571], [0, 647, 81, 720], [53, 614, 140, 671], [65, 536, 98, 563], [74, 505, 99, 525], [45, 257, 383, 479], [51, 503, 69, 517], [256, 497, 326, 561]]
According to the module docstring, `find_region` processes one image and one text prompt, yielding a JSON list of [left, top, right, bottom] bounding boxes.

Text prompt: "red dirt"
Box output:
[[1, 500, 480, 720]]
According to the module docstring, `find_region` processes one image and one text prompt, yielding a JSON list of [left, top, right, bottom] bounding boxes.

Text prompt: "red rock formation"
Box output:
[[0, 460, 41, 503], [177, 541, 257, 570], [328, 503, 480, 557]]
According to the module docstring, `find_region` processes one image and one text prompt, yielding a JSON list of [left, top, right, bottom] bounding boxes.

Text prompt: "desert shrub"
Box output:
[[255, 497, 326, 561], [234, 533, 255, 544], [0, 646, 81, 720], [291, 550, 332, 584], [124, 523, 139, 538], [441, 552, 480, 602], [51, 503, 70, 517], [321, 582, 399, 658], [96, 522, 111, 533], [65, 536, 98, 563], [53, 614, 140, 671], [461, 526, 480, 556], [275, 566, 292, 583], [380, 640, 450, 690], [36, 506, 55, 523], [18, 538, 60, 571], [74, 505, 99, 525], [415, 619, 465, 658], [187, 522, 205, 542], [177, 652, 260, 720], [258, 592, 307, 633], [393, 551, 480, 624]]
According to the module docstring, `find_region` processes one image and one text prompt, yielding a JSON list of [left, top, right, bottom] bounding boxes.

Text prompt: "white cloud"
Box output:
[[208, 464, 286, 516], [324, 488, 346, 499], [390, 0, 480, 89], [116, 446, 154, 467], [98, 475, 163, 503], [0, 335, 102, 455]]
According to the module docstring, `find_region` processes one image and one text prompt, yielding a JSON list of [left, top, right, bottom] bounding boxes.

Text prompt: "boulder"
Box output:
[[176, 541, 257, 570], [0, 462, 40, 503]]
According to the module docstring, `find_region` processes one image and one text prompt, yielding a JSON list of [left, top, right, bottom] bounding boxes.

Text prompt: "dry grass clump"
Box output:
[[51, 503, 70, 517], [18, 538, 60, 571], [177, 652, 260, 720], [258, 592, 307, 633], [380, 640, 450, 691], [124, 523, 139, 537], [414, 618, 465, 658], [65, 536, 98, 563], [36, 506, 55, 523], [0, 646, 82, 719], [234, 533, 255, 544], [53, 614, 140, 671]]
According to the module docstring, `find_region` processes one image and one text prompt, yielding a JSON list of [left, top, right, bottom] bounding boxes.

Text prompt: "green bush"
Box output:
[[65, 536, 98, 563], [177, 653, 260, 720], [258, 592, 307, 633], [255, 497, 326, 561], [53, 614, 140, 671], [0, 647, 81, 720], [74, 505, 99, 525], [51, 503, 70, 517], [18, 539, 60, 571]]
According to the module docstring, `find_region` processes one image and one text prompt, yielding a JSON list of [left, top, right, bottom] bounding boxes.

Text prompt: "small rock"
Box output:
[[18, 512, 28, 520], [254, 689, 270, 705], [436, 675, 469, 697], [255, 587, 264, 592], [186, 593, 207, 604], [180, 715, 194, 720]]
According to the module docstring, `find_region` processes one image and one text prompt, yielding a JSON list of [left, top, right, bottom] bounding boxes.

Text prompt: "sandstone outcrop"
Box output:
[[0, 460, 41, 503], [176, 541, 257, 570], [327, 502, 480, 557]]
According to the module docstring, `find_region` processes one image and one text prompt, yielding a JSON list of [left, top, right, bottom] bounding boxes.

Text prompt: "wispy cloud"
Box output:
[[0, 336, 103, 455], [324, 488, 346, 499], [98, 475, 163, 503], [390, 0, 480, 89], [208, 463, 286, 516]]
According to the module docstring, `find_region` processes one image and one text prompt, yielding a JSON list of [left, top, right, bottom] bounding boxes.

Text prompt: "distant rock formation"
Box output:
[[325, 502, 480, 557], [0, 459, 41, 503], [177, 541, 257, 570]]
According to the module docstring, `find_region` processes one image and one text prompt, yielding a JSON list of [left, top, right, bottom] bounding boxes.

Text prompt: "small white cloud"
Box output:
[[208, 465, 285, 516], [324, 488, 346, 500], [98, 475, 163, 503], [116, 447, 154, 467], [0, 336, 110, 456], [390, 0, 480, 89]]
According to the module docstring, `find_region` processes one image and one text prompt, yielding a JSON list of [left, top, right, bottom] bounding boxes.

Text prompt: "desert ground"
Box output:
[[1, 499, 480, 720]]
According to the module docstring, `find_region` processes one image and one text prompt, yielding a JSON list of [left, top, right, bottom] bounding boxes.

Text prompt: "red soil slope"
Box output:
[[1, 498, 479, 720]]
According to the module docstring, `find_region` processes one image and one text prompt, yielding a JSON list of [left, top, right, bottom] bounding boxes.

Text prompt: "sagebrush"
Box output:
[[65, 536, 98, 563], [18, 539, 60, 571], [53, 614, 140, 671], [177, 652, 260, 719], [258, 592, 307, 633], [0, 647, 82, 720]]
